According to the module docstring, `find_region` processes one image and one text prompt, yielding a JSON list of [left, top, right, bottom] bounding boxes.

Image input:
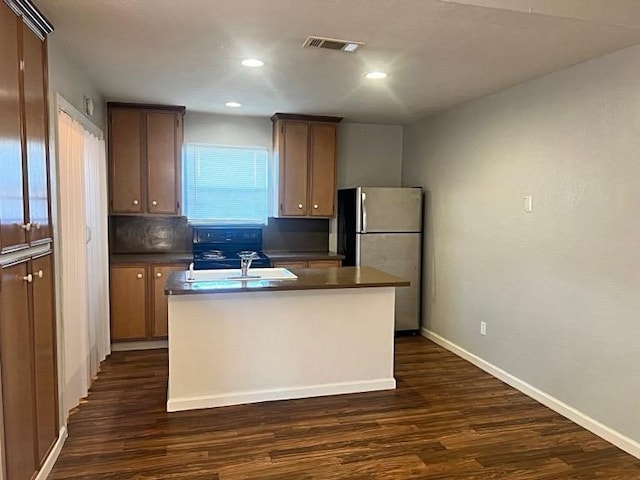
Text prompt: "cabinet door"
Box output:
[[31, 254, 58, 464], [0, 4, 27, 252], [279, 122, 309, 216], [22, 25, 51, 244], [147, 112, 180, 214], [271, 261, 307, 269], [308, 260, 341, 268], [109, 109, 143, 213], [110, 266, 147, 340], [151, 264, 185, 338], [0, 261, 37, 480], [309, 123, 337, 217]]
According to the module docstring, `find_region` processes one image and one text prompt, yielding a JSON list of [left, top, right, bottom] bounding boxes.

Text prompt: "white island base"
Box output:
[[167, 287, 396, 412]]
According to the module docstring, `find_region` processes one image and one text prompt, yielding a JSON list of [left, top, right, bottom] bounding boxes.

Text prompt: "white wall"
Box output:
[[402, 44, 640, 447]]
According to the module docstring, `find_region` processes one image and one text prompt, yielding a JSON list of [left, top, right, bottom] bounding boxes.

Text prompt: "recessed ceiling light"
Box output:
[[241, 58, 264, 67], [225, 101, 242, 108], [365, 71, 387, 80]]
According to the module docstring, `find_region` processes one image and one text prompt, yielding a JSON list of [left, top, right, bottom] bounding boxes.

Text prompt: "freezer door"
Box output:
[[359, 187, 422, 233], [359, 232, 421, 331]]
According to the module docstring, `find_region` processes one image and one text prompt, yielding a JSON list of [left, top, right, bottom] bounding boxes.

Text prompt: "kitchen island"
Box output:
[[164, 266, 409, 412]]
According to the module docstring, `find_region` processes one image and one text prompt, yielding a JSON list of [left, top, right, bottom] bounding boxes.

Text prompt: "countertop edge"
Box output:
[[164, 266, 409, 296]]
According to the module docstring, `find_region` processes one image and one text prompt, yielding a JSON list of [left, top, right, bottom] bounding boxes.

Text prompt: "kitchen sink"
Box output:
[[186, 268, 298, 282]]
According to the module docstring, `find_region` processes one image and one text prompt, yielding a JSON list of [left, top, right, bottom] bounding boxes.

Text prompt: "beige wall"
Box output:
[[48, 37, 105, 131], [402, 44, 640, 444], [338, 123, 403, 188], [185, 112, 271, 147]]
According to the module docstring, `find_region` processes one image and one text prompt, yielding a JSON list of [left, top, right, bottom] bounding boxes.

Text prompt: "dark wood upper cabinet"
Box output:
[[0, 4, 27, 253], [22, 23, 52, 244], [146, 112, 181, 214], [109, 109, 144, 213], [279, 122, 309, 216], [0, 3, 53, 253], [108, 103, 184, 215], [309, 123, 338, 218], [272, 113, 341, 218]]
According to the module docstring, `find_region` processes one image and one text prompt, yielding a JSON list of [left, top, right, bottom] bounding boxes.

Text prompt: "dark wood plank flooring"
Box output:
[[49, 337, 640, 479]]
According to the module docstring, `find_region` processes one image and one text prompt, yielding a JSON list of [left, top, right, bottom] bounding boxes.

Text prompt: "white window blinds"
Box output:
[[183, 144, 269, 224]]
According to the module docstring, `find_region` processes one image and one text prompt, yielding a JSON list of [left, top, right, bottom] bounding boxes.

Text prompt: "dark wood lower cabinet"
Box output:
[[0, 261, 37, 480], [110, 266, 147, 340], [0, 253, 58, 480], [110, 263, 187, 342], [31, 254, 58, 462], [151, 265, 185, 338]]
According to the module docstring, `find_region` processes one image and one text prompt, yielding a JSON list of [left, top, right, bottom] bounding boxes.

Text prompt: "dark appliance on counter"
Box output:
[[192, 227, 271, 270]]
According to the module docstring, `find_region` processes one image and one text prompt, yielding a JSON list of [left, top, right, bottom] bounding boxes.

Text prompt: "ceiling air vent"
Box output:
[[303, 36, 364, 53]]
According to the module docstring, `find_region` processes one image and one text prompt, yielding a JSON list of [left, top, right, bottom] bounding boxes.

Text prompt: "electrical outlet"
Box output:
[[480, 321, 487, 336]]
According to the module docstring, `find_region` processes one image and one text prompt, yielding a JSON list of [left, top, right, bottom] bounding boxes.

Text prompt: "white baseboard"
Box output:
[[167, 378, 396, 412], [111, 340, 168, 351], [35, 426, 68, 480], [421, 328, 640, 459]]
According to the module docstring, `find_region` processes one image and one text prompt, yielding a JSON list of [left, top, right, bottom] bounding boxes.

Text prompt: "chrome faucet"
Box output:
[[187, 262, 195, 281], [238, 251, 257, 277]]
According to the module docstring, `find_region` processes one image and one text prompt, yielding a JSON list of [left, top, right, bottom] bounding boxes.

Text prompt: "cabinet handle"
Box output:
[[136, 273, 143, 279], [35, 270, 43, 279], [151, 200, 158, 206], [22, 274, 33, 283], [20, 222, 32, 231], [156, 272, 162, 278], [133, 199, 139, 206], [313, 204, 319, 209], [32, 222, 41, 230], [298, 203, 304, 209]]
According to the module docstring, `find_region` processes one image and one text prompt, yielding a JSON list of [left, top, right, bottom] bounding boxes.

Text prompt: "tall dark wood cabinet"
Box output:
[[0, 0, 27, 253], [0, 2, 57, 480]]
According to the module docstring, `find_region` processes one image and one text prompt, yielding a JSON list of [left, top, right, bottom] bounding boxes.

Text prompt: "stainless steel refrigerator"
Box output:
[[338, 187, 423, 332]]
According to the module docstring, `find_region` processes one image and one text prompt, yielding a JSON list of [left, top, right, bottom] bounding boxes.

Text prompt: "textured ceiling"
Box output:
[[34, 0, 640, 124]]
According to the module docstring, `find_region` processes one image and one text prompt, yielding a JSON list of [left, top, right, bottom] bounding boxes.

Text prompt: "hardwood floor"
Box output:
[[49, 336, 640, 479]]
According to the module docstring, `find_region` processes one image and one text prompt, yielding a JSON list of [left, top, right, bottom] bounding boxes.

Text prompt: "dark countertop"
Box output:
[[110, 253, 193, 265], [263, 251, 344, 262], [165, 266, 408, 295]]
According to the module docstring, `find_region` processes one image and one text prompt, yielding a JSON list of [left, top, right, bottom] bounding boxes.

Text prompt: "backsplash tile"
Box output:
[[110, 216, 192, 253], [109, 216, 330, 254], [262, 217, 329, 252]]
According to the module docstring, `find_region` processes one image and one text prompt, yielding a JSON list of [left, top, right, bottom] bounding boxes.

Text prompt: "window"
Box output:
[[183, 144, 269, 224]]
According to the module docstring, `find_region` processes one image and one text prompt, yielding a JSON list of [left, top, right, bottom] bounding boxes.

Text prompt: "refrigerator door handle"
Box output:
[[361, 192, 367, 233], [355, 234, 361, 266]]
